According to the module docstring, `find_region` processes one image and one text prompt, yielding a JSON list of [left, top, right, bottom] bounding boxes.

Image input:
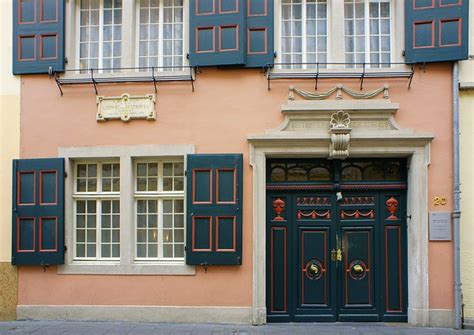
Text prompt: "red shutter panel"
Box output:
[[405, 0, 469, 63], [186, 154, 243, 265], [13, 0, 65, 74], [12, 158, 65, 265]]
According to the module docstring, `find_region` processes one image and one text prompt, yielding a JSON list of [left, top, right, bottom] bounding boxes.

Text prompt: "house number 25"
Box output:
[[434, 196, 447, 206]]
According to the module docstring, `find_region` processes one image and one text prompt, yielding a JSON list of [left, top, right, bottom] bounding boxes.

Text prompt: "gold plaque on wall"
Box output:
[[96, 93, 156, 122]]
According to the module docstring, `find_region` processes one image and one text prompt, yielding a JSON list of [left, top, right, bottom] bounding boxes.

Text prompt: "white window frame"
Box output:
[[280, 0, 330, 69], [76, 0, 123, 72], [73, 160, 121, 261], [135, 0, 186, 70], [68, 0, 189, 74], [134, 159, 185, 262], [343, 0, 395, 68], [274, 0, 404, 69], [59, 145, 195, 275]]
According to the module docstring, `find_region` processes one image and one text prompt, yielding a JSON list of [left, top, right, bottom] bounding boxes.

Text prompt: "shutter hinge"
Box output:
[[40, 262, 50, 272], [64, 245, 68, 252], [64, 171, 68, 178], [200, 261, 209, 273], [184, 170, 187, 176]]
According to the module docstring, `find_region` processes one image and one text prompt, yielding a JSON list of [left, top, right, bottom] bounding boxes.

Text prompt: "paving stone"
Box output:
[[2, 321, 474, 335]]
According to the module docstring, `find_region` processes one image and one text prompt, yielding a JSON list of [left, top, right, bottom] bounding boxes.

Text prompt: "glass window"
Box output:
[[134, 160, 185, 260], [344, 0, 391, 68], [138, 0, 184, 70], [281, 0, 328, 68], [74, 162, 120, 260], [79, 0, 122, 72]]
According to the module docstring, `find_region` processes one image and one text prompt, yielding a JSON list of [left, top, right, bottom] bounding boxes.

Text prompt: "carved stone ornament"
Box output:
[[329, 111, 351, 160], [97, 93, 156, 122]]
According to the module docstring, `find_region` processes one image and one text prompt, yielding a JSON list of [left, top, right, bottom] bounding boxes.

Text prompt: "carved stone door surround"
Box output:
[[248, 94, 434, 326]]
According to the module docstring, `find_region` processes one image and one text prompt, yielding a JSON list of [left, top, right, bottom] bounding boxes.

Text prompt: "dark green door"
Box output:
[[265, 159, 408, 323]]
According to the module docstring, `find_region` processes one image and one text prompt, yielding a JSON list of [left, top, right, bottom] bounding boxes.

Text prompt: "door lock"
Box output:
[[331, 249, 343, 262]]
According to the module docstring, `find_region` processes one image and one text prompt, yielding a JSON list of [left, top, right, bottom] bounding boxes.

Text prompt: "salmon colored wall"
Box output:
[[19, 63, 453, 309]]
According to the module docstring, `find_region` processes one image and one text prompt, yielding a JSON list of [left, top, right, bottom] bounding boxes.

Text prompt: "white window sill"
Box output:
[[268, 65, 412, 74], [58, 262, 195, 276], [57, 69, 193, 81]]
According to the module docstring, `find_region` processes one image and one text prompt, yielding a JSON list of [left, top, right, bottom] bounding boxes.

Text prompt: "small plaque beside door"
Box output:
[[429, 211, 451, 241]]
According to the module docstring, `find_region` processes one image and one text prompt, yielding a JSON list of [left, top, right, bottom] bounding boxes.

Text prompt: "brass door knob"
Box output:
[[353, 264, 363, 274], [309, 264, 319, 276]]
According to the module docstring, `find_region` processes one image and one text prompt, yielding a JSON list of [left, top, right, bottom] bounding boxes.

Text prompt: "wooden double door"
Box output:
[[266, 190, 407, 322]]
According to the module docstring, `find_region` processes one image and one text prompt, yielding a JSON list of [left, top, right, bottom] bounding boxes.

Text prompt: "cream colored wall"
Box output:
[[459, 0, 474, 324], [0, 0, 20, 321]]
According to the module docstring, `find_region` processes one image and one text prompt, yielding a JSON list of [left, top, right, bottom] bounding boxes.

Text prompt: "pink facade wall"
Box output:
[[19, 63, 453, 310]]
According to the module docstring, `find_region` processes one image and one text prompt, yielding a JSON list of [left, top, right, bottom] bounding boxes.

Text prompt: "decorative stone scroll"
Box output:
[[97, 93, 156, 122], [329, 111, 351, 160], [288, 84, 389, 101]]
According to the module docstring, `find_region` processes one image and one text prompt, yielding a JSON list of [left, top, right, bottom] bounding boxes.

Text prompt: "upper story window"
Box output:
[[76, 0, 185, 71], [278, 0, 395, 69], [79, 0, 123, 71], [344, 0, 391, 68], [281, 0, 328, 68], [137, 0, 184, 69]]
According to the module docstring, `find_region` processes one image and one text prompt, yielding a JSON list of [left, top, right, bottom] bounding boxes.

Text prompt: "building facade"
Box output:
[[10, 0, 468, 328], [460, 0, 474, 328], [0, 0, 20, 321]]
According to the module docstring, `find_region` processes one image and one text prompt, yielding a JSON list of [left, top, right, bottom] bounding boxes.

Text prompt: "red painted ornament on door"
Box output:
[[386, 196, 399, 220], [272, 198, 286, 221]]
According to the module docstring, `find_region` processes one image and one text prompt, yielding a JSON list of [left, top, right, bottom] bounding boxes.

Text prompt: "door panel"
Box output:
[[266, 194, 291, 322], [270, 226, 287, 313], [266, 189, 406, 323], [341, 228, 374, 308], [299, 229, 329, 307]]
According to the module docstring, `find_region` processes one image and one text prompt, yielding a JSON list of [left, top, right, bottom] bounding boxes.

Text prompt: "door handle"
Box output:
[[331, 249, 342, 262]]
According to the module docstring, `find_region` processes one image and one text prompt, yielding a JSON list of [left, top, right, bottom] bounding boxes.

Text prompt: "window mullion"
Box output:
[[158, 199, 164, 259], [97, 198, 102, 260], [99, 0, 104, 70], [302, 0, 307, 69], [364, 0, 370, 66], [158, 0, 164, 68]]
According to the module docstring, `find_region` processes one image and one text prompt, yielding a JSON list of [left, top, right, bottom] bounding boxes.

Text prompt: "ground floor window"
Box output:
[[72, 157, 185, 263], [134, 160, 184, 260]]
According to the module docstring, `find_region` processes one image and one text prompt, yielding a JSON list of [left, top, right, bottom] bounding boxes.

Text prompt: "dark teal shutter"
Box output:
[[189, 0, 246, 66], [13, 0, 65, 74], [246, 0, 274, 67], [405, 0, 468, 63], [186, 154, 243, 265], [12, 158, 65, 265]]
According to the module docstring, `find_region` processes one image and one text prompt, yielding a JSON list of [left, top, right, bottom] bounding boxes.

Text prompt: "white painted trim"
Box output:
[[17, 305, 252, 324], [248, 100, 432, 326], [58, 144, 195, 276]]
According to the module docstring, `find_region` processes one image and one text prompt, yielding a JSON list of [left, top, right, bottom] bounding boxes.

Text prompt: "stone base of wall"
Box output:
[[18, 305, 253, 324], [0, 263, 17, 320], [464, 317, 474, 329], [18, 305, 455, 327]]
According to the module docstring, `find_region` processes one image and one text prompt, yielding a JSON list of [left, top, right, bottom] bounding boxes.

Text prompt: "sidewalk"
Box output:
[[0, 321, 473, 335]]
